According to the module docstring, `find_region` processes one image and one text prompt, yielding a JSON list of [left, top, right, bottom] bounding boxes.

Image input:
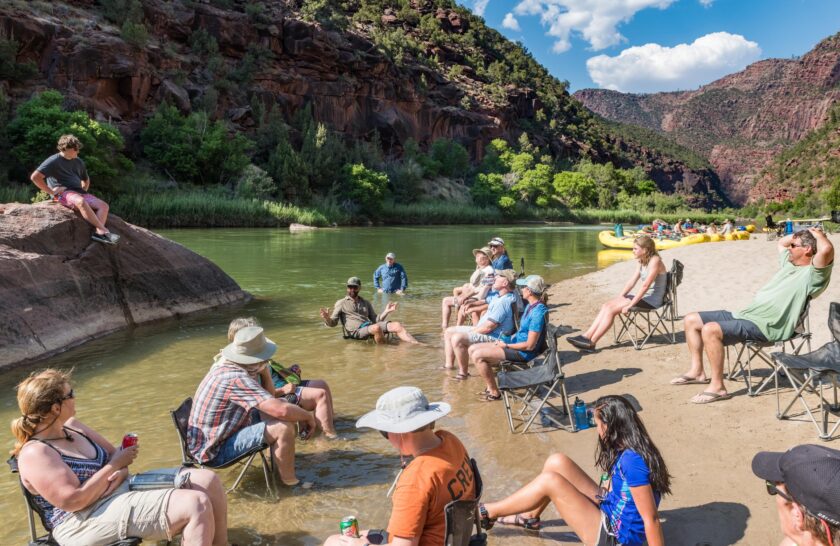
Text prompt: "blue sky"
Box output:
[[463, 0, 840, 93]]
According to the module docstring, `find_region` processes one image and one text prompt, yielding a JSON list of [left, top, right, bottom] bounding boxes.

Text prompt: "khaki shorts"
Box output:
[[52, 480, 174, 546]]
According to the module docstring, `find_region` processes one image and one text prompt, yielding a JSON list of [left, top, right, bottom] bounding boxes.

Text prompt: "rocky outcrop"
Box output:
[[0, 1, 723, 204], [0, 203, 250, 368], [574, 33, 840, 204]]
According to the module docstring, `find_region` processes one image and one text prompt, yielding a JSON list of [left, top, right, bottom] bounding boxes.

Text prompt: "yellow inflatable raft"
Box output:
[[598, 231, 708, 251]]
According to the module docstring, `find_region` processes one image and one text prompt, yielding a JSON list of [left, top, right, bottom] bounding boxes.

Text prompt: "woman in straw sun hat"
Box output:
[[323, 387, 475, 546]]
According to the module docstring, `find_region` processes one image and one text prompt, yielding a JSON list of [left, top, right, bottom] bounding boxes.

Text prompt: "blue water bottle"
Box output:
[[785, 218, 793, 235], [615, 223, 624, 237], [573, 398, 590, 430]]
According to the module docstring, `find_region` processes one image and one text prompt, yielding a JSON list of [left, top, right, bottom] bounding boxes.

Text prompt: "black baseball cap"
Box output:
[[752, 444, 840, 527]]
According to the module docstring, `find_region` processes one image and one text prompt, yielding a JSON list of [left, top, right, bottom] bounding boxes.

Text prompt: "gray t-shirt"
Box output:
[[36, 153, 89, 193]]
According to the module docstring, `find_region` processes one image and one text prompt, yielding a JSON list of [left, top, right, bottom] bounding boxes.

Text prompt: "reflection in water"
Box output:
[[0, 225, 608, 545]]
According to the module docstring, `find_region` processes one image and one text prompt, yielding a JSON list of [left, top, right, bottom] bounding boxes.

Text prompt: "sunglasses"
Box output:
[[765, 481, 794, 502], [347, 285, 360, 289], [790, 243, 807, 248], [57, 389, 75, 403]]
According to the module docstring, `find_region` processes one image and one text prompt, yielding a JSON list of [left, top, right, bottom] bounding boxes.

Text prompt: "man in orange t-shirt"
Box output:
[[323, 387, 475, 546]]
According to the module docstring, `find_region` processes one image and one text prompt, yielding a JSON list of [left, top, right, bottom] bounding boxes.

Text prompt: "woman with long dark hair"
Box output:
[[568, 236, 667, 351], [479, 395, 670, 546]]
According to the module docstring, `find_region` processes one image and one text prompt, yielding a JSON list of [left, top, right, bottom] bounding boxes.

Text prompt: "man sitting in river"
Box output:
[[188, 326, 317, 486], [671, 228, 834, 404], [320, 277, 421, 344]]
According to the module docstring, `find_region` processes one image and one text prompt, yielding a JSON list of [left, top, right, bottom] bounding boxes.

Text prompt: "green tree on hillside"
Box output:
[[553, 171, 597, 208]]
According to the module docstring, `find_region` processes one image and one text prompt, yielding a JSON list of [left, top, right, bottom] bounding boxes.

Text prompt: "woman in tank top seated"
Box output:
[[568, 236, 667, 352], [11, 369, 229, 546]]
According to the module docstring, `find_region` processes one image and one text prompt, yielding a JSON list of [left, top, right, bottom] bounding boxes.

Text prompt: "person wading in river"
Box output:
[[320, 277, 421, 344]]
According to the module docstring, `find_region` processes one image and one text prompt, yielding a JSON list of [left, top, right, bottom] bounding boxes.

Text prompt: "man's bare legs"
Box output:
[[582, 295, 627, 344], [482, 453, 602, 544], [262, 416, 298, 485], [675, 313, 729, 401], [176, 468, 228, 546], [369, 322, 420, 344], [470, 343, 506, 396], [65, 193, 110, 235], [450, 331, 472, 375], [297, 381, 337, 437], [441, 296, 457, 331], [443, 327, 458, 369]]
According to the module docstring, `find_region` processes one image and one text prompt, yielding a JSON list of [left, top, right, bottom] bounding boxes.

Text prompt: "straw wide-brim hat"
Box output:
[[356, 386, 451, 433], [472, 247, 491, 259], [221, 326, 277, 365]]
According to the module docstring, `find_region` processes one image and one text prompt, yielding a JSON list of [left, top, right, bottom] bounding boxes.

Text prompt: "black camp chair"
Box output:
[[7, 457, 142, 546], [772, 302, 840, 440], [613, 270, 677, 350], [170, 397, 275, 494], [727, 300, 812, 397], [497, 323, 575, 433], [444, 459, 487, 546]]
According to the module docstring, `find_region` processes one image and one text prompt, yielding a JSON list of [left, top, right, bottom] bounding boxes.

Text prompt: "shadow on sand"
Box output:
[[660, 501, 750, 545]]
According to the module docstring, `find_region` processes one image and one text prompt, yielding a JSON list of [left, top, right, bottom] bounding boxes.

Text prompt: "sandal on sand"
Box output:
[[452, 372, 471, 381], [670, 375, 711, 386], [691, 391, 733, 404], [479, 392, 502, 402], [437, 365, 455, 370], [497, 515, 542, 531]]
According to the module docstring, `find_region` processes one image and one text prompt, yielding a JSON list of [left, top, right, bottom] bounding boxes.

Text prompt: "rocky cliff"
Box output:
[[0, 0, 723, 204], [0, 203, 250, 368], [574, 33, 840, 204]]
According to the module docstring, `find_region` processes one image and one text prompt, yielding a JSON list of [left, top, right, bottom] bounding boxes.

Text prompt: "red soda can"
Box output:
[[121, 433, 138, 448]]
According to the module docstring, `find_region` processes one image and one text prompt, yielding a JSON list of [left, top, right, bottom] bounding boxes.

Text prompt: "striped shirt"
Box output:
[[187, 362, 270, 463]]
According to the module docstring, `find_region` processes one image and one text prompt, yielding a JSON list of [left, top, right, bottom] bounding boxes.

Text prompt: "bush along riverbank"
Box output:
[[2, 183, 733, 228]]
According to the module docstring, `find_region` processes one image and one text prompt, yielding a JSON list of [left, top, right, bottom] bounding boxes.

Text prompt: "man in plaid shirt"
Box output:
[[188, 326, 316, 486]]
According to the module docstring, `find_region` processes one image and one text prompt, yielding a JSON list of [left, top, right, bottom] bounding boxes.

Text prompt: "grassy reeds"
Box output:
[[0, 184, 35, 204]]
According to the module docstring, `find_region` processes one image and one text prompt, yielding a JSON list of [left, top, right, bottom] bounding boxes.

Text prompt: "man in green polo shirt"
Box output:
[[672, 227, 834, 404]]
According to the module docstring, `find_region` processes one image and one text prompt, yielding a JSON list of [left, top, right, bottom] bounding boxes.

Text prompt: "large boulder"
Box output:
[[0, 203, 250, 368]]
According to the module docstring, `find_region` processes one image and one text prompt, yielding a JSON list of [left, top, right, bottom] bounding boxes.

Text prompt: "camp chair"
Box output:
[[726, 300, 812, 397], [444, 458, 487, 546], [772, 302, 840, 440], [170, 397, 274, 494], [340, 314, 393, 342], [613, 271, 676, 350], [497, 323, 575, 433], [6, 457, 143, 546]]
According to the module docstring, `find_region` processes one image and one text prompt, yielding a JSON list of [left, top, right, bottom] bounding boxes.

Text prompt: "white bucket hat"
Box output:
[[221, 326, 277, 365], [356, 387, 451, 433]]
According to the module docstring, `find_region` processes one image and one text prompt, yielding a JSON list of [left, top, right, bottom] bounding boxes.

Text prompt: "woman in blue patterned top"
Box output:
[[479, 395, 670, 545]]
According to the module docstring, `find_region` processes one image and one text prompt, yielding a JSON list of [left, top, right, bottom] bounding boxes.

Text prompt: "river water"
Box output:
[[0, 225, 627, 545]]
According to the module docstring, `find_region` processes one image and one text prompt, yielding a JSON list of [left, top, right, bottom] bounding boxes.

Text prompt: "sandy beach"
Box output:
[[474, 233, 840, 546]]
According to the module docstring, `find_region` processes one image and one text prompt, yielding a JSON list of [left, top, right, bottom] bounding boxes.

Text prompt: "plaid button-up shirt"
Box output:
[[187, 362, 271, 463]]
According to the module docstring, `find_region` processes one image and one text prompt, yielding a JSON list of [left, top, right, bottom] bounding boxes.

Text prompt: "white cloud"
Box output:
[[512, 0, 675, 53], [502, 13, 521, 31], [586, 32, 762, 92], [472, 0, 491, 16], [699, 0, 714, 6]]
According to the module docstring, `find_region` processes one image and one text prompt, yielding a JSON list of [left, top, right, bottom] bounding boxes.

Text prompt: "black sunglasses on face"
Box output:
[[57, 389, 75, 403], [347, 285, 360, 289]]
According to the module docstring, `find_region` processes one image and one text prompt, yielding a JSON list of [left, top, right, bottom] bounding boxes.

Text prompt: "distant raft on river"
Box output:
[[598, 227, 753, 251]]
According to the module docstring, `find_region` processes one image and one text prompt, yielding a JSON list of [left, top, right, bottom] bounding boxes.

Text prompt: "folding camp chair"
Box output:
[[613, 271, 676, 350], [6, 457, 143, 546], [726, 300, 812, 397], [170, 397, 275, 494], [497, 323, 575, 433], [340, 315, 393, 341], [772, 302, 840, 440], [444, 459, 487, 546]]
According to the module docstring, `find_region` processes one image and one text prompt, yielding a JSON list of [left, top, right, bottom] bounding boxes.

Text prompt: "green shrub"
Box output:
[[386, 158, 424, 203], [343, 163, 388, 218], [513, 163, 553, 204], [140, 103, 251, 186], [429, 138, 470, 178], [236, 164, 277, 199], [553, 171, 597, 208], [121, 21, 148, 47], [470, 172, 507, 207], [6, 90, 132, 194], [98, 0, 143, 25]]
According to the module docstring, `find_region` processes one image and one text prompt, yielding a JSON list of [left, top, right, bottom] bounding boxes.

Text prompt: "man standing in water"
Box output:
[[320, 277, 421, 344], [30, 134, 120, 245], [374, 252, 408, 294]]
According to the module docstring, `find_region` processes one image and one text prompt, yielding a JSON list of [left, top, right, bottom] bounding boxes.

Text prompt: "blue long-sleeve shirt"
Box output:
[[373, 262, 408, 293], [492, 252, 513, 271]]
